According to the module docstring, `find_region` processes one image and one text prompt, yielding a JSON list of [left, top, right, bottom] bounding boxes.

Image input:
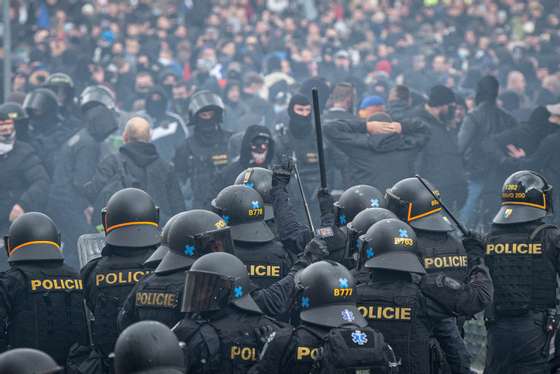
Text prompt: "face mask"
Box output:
[[146, 99, 166, 118], [439, 105, 455, 124], [0, 130, 15, 155], [250, 138, 269, 165]]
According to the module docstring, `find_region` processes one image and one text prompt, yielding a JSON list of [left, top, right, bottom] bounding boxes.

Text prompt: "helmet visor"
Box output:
[[182, 271, 234, 313], [193, 227, 234, 254]]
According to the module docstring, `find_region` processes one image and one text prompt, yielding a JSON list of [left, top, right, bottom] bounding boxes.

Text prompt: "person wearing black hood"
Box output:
[[415, 85, 467, 210], [82, 116, 185, 226], [140, 86, 187, 162], [47, 103, 119, 268], [174, 90, 232, 209], [214, 125, 274, 195], [274, 93, 325, 223], [458, 75, 518, 228], [22, 88, 76, 176], [0, 105, 50, 270]]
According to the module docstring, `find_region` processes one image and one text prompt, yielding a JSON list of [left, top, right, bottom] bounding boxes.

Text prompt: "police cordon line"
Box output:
[[0, 87, 558, 374]]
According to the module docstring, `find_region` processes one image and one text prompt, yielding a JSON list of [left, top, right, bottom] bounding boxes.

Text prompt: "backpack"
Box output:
[[310, 325, 400, 374]]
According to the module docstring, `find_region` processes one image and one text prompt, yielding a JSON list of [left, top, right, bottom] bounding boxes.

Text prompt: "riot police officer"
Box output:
[[45, 72, 80, 129], [113, 321, 186, 374], [356, 218, 493, 374], [212, 185, 292, 289], [142, 212, 181, 269], [0, 348, 63, 374], [346, 207, 398, 284], [235, 167, 276, 231], [271, 157, 384, 266], [249, 260, 398, 374], [174, 90, 232, 209], [118, 209, 234, 329], [79, 85, 117, 113], [386, 177, 471, 374], [173, 252, 286, 374], [22, 87, 76, 175], [331, 184, 385, 265], [81, 188, 159, 357], [0, 212, 87, 365], [484, 170, 560, 374]]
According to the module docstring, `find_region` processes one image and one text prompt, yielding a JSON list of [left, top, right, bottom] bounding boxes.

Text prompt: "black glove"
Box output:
[[303, 237, 330, 264], [317, 188, 334, 218], [462, 230, 484, 258], [255, 325, 276, 345], [272, 155, 294, 187]]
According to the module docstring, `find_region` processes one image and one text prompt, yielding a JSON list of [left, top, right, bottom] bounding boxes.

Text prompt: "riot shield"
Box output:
[[77, 233, 105, 269]]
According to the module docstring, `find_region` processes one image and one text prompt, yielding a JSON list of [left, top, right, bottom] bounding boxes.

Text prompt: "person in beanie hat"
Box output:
[[358, 96, 386, 119], [458, 75, 518, 229], [414, 85, 467, 210]]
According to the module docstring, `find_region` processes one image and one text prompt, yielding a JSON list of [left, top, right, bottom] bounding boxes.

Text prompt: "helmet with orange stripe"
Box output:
[[385, 177, 454, 232], [493, 170, 553, 224], [4, 212, 63, 263], [101, 188, 160, 252]]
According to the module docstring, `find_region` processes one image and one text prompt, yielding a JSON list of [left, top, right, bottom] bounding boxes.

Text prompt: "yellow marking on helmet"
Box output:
[[407, 202, 442, 222], [502, 193, 547, 210], [105, 221, 158, 233], [10, 241, 61, 255]]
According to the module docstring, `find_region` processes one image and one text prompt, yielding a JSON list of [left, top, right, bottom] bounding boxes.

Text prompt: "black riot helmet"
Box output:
[[235, 167, 274, 221], [347, 208, 398, 266], [22, 88, 59, 120], [182, 252, 262, 314], [113, 321, 185, 374], [494, 170, 553, 224], [188, 90, 225, 123], [143, 213, 181, 269], [334, 185, 385, 226], [102, 188, 160, 251], [0, 348, 63, 374], [212, 185, 275, 243], [385, 177, 453, 232], [45, 73, 75, 106], [4, 212, 63, 263], [156, 210, 234, 274], [295, 260, 367, 328], [79, 85, 116, 112], [359, 219, 425, 274]]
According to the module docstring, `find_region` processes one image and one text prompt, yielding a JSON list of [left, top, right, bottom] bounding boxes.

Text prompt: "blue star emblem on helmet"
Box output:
[[222, 215, 231, 223], [370, 198, 380, 207], [339, 214, 347, 225], [301, 296, 310, 308], [338, 278, 349, 288], [367, 247, 375, 258], [184, 245, 195, 256], [341, 309, 355, 322], [234, 286, 243, 298], [351, 330, 368, 346], [399, 229, 409, 238], [245, 181, 255, 189], [251, 200, 260, 209]]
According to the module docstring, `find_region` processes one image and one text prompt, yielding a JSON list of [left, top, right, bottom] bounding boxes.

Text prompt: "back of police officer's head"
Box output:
[[0, 348, 62, 374], [113, 321, 185, 374]]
